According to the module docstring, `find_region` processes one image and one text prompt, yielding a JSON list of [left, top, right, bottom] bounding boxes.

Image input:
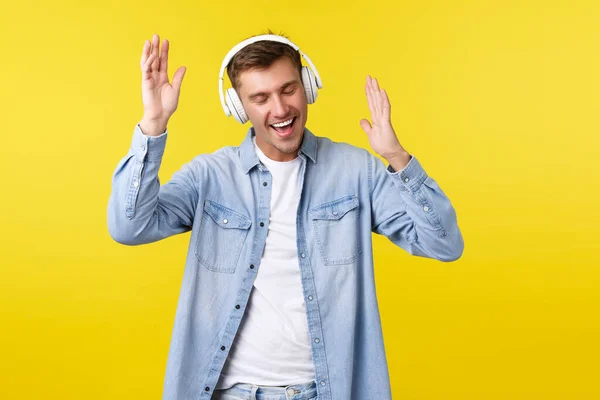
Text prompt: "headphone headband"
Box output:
[[218, 34, 323, 116]]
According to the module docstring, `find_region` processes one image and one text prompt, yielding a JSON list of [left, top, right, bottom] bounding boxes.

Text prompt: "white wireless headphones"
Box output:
[[218, 34, 323, 124]]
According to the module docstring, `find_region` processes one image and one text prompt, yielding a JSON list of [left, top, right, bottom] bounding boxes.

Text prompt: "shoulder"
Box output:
[[183, 145, 242, 175], [315, 135, 373, 162]]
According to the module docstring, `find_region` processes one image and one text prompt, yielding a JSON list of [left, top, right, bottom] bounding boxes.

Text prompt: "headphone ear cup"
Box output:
[[301, 66, 318, 104], [225, 88, 249, 124]]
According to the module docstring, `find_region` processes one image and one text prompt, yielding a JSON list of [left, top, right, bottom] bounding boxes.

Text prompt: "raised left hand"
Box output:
[[360, 76, 411, 170]]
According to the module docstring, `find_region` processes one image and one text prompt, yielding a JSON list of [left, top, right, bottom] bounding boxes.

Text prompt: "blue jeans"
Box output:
[[212, 381, 317, 400]]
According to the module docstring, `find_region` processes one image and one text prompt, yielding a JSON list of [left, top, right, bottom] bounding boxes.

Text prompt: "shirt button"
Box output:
[[235, 304, 240, 309], [320, 381, 326, 387], [205, 386, 210, 391], [301, 253, 306, 258], [221, 346, 226, 351], [314, 338, 320, 343], [250, 264, 255, 269], [133, 180, 139, 187], [260, 222, 264, 227], [286, 388, 295, 396], [223, 219, 228, 224], [333, 211, 338, 215], [308, 295, 313, 301], [423, 206, 429, 212], [263, 182, 267, 186], [404, 177, 409, 182], [141, 145, 146, 152]]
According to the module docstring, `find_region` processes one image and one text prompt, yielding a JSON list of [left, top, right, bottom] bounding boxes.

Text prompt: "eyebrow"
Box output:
[[247, 79, 301, 101]]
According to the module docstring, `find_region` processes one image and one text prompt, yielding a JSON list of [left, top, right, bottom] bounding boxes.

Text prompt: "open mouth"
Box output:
[[269, 117, 296, 138]]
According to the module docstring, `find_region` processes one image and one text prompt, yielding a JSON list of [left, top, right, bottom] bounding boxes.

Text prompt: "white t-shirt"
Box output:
[[216, 137, 315, 389]]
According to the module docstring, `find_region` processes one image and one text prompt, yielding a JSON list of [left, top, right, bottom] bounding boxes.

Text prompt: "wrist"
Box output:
[[139, 117, 168, 137], [384, 149, 411, 172]]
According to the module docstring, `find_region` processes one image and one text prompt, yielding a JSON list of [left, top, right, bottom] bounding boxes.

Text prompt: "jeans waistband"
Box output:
[[214, 380, 316, 400]]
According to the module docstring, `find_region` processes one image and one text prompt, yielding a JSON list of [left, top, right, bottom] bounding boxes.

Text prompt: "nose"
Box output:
[[271, 95, 289, 118]]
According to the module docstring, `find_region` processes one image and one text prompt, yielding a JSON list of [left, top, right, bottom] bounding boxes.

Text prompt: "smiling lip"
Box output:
[[269, 117, 296, 138]]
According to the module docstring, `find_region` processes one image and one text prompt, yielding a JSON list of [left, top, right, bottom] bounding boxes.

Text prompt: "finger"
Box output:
[[371, 77, 382, 117], [359, 118, 372, 135], [365, 82, 376, 118], [159, 39, 169, 73], [368, 76, 380, 120], [371, 77, 380, 91], [143, 53, 156, 75], [381, 89, 391, 119], [151, 34, 160, 72], [140, 40, 150, 66], [366, 77, 375, 110], [172, 66, 186, 91], [367, 75, 375, 97]]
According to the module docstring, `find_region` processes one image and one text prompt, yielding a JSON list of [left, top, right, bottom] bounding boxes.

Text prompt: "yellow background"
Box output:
[[1, 0, 599, 398]]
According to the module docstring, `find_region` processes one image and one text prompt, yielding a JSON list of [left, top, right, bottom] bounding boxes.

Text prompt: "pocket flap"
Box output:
[[309, 195, 359, 221], [203, 200, 252, 229]]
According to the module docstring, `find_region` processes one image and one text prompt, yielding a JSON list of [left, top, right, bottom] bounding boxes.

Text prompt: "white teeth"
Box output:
[[271, 118, 294, 128]]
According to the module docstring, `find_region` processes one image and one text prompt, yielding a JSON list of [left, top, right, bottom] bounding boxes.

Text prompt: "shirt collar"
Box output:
[[239, 126, 318, 174]]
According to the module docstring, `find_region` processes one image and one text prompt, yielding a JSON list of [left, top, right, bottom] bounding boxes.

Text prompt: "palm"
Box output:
[[140, 34, 186, 122], [359, 76, 402, 159]]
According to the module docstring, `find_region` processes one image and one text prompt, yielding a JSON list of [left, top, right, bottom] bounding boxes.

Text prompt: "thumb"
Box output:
[[359, 119, 372, 135], [172, 66, 186, 92]]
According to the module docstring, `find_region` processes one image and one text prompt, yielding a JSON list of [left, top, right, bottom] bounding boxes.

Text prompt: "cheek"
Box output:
[[246, 107, 268, 125], [291, 95, 307, 113]]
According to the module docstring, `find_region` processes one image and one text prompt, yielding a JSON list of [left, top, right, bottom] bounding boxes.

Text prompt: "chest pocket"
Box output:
[[309, 195, 362, 266], [195, 200, 252, 273]]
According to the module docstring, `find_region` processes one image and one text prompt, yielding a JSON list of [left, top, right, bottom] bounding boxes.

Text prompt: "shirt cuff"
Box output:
[[132, 124, 168, 162], [386, 155, 428, 192]]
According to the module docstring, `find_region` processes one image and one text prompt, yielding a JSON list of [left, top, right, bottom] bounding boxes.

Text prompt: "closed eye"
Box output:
[[252, 96, 268, 104]]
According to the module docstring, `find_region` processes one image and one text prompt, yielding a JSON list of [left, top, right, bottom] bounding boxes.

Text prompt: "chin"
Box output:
[[275, 133, 303, 154]]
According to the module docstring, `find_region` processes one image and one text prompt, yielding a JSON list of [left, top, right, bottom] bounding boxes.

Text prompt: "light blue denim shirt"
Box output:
[[107, 124, 464, 400]]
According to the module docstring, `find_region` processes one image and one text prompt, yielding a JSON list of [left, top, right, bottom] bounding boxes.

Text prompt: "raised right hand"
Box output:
[[139, 34, 186, 136]]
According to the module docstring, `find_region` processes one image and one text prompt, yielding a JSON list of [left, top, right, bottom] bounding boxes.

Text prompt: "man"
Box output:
[[108, 32, 463, 400]]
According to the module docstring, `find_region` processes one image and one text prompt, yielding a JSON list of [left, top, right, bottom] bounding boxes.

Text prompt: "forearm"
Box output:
[[372, 155, 464, 262], [107, 124, 195, 245]]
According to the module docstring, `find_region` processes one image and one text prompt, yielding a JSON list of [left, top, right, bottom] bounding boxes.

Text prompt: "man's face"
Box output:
[[237, 57, 308, 162]]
